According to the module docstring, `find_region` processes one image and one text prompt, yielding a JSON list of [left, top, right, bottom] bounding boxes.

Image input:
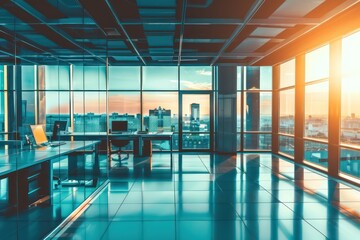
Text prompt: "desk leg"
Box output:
[[48, 161, 53, 204], [170, 136, 173, 170], [138, 136, 143, 156], [8, 173, 17, 209], [93, 143, 99, 186]]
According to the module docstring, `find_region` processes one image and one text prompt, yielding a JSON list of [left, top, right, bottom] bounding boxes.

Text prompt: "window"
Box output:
[[180, 66, 212, 90], [240, 66, 272, 150], [304, 82, 329, 139], [109, 66, 140, 90], [108, 92, 141, 131], [279, 89, 295, 135], [279, 59, 295, 88], [304, 46, 329, 141], [341, 31, 360, 146], [143, 66, 178, 90]]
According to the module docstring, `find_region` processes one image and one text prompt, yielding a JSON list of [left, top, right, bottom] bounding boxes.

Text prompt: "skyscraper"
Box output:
[[190, 103, 200, 121], [190, 103, 200, 131], [148, 106, 171, 131]]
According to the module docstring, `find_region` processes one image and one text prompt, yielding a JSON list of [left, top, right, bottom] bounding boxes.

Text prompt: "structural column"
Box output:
[[328, 39, 342, 177], [272, 65, 280, 154], [215, 66, 237, 153], [294, 55, 305, 164]]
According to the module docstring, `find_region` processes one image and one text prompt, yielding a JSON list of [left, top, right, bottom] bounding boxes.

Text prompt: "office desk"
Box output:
[[58, 132, 174, 166], [0, 141, 99, 210]]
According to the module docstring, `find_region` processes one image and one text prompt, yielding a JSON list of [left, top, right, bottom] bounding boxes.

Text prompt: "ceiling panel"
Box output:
[[0, 0, 357, 65]]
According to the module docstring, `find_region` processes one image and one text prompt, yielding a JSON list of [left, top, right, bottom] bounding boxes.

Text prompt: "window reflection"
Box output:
[[304, 140, 328, 167], [279, 89, 295, 135], [305, 45, 329, 82], [304, 82, 329, 139], [341, 31, 360, 146], [279, 59, 295, 88]]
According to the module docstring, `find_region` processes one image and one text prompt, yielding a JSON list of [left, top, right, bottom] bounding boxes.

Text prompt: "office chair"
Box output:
[[110, 121, 130, 163]]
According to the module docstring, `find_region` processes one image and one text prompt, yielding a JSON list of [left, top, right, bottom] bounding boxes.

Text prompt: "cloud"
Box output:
[[196, 69, 212, 76], [180, 80, 211, 90]]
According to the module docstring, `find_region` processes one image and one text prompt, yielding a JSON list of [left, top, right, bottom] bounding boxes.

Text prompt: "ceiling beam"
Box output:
[[0, 28, 72, 64], [10, 0, 106, 64], [210, 0, 265, 66], [251, 0, 360, 65], [0, 48, 37, 64], [105, 0, 146, 66], [177, 0, 187, 66], [40, 17, 96, 25], [117, 17, 321, 26]]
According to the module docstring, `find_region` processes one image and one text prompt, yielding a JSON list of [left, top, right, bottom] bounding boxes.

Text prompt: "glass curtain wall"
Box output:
[[0, 66, 4, 140], [275, 35, 360, 183], [180, 66, 212, 150], [278, 59, 295, 157], [108, 66, 213, 151], [304, 45, 330, 168], [239, 66, 272, 151], [340, 30, 360, 179], [0, 6, 109, 239], [142, 66, 179, 150]]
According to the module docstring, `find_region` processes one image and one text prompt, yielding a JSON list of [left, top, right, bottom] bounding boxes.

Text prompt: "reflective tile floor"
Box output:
[[51, 153, 360, 240]]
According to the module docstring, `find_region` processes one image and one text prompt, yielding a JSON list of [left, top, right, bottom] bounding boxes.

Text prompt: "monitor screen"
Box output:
[[111, 121, 128, 132], [30, 124, 48, 145], [51, 120, 67, 141], [54, 120, 67, 131]]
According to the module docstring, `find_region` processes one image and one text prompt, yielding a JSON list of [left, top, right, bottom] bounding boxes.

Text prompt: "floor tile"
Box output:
[[176, 203, 239, 220], [113, 203, 175, 221], [177, 220, 251, 240], [234, 202, 300, 220], [101, 221, 175, 240], [306, 218, 360, 240], [16, 153, 360, 239], [244, 219, 327, 240]]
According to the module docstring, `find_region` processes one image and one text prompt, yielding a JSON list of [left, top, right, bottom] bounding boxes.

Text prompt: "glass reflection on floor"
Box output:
[[50, 153, 360, 240]]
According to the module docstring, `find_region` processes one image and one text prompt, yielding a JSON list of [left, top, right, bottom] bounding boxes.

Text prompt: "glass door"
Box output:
[[180, 92, 213, 151]]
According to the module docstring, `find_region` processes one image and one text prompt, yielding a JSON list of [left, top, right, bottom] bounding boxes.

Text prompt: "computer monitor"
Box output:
[[51, 120, 67, 141], [54, 120, 67, 132], [111, 120, 128, 132], [30, 124, 48, 145]]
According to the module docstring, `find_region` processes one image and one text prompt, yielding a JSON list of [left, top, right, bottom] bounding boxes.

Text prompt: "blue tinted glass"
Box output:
[[243, 133, 272, 150], [237, 66, 242, 90], [73, 66, 106, 90], [21, 91, 36, 125], [143, 66, 178, 90], [109, 66, 140, 90], [340, 148, 360, 179], [45, 65, 70, 90], [279, 135, 294, 157], [244, 66, 272, 90], [304, 140, 328, 168], [21, 66, 35, 90]]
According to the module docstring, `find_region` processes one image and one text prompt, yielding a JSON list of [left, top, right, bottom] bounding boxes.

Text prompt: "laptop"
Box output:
[[30, 124, 66, 147]]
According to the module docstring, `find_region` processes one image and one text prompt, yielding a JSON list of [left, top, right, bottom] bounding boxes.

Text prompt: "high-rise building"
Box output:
[[148, 106, 171, 131], [190, 103, 200, 121], [190, 103, 200, 131]]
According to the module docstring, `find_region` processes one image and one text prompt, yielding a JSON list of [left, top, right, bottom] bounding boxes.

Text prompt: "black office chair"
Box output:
[[110, 121, 130, 163]]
